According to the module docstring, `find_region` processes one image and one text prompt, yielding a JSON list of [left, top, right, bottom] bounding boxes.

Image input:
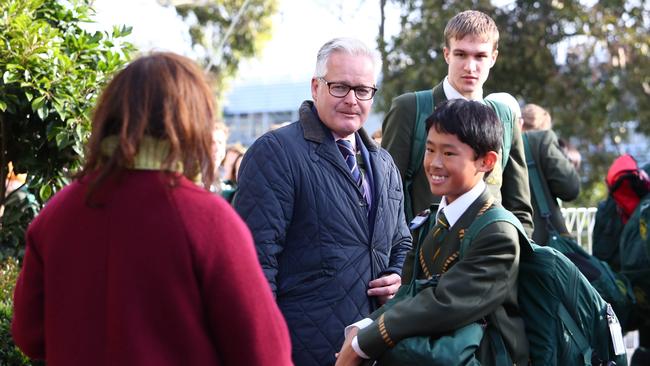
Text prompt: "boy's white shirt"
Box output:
[[347, 179, 487, 358], [442, 76, 483, 101], [437, 180, 486, 228]]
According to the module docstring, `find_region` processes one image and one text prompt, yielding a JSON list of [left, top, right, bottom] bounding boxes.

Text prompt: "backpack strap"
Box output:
[[404, 90, 435, 222], [484, 99, 514, 169], [558, 302, 593, 363], [522, 133, 557, 234], [459, 205, 519, 364], [459, 206, 530, 258]]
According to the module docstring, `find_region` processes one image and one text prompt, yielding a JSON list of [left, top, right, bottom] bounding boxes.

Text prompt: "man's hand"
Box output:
[[335, 327, 362, 366], [367, 273, 401, 305]]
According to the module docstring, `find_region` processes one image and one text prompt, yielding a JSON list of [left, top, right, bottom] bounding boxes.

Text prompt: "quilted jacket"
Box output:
[[235, 101, 412, 366]]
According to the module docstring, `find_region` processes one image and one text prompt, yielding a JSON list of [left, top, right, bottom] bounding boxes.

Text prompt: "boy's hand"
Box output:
[[367, 273, 401, 305], [335, 327, 362, 366]]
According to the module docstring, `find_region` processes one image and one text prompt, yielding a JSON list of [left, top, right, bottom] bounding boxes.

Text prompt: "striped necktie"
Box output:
[[436, 211, 450, 230], [336, 139, 362, 186], [336, 139, 370, 206], [431, 210, 449, 239]]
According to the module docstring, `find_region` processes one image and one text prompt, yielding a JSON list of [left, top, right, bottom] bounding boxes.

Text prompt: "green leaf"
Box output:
[[37, 106, 48, 120], [31, 95, 46, 111], [39, 184, 52, 201], [2, 71, 16, 84], [0, 100, 7, 112]]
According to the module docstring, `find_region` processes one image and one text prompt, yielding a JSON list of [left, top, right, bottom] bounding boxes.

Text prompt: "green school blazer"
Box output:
[[357, 189, 529, 365], [381, 81, 534, 235]]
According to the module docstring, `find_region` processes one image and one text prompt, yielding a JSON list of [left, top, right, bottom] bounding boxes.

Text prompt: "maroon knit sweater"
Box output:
[[12, 170, 292, 365]]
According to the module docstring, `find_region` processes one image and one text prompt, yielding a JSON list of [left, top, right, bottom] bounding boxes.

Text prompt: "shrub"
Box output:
[[0, 0, 135, 258], [0, 257, 31, 365]]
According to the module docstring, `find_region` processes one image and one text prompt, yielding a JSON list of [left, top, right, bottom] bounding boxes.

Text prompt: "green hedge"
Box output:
[[0, 258, 32, 365]]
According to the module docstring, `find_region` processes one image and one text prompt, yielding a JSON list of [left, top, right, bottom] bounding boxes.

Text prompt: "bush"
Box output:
[[0, 0, 135, 258], [0, 257, 31, 365]]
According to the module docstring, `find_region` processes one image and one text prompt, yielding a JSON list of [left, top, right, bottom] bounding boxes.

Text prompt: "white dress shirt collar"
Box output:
[[442, 76, 483, 101], [332, 132, 357, 150], [437, 180, 486, 228]]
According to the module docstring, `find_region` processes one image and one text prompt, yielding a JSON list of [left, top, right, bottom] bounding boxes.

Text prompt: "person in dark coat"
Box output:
[[521, 103, 580, 245], [234, 37, 412, 366]]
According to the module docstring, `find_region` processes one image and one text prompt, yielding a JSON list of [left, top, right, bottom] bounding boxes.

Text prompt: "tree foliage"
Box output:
[[174, 0, 277, 94], [0, 0, 135, 258], [378, 0, 650, 205]]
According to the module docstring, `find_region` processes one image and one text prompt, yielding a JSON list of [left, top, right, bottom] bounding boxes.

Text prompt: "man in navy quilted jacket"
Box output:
[[235, 37, 412, 366]]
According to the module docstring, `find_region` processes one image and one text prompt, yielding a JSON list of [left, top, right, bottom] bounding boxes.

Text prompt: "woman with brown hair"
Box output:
[[11, 52, 292, 366]]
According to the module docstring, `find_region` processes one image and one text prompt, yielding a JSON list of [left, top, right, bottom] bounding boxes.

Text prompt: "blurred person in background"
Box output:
[[558, 138, 582, 171], [11, 52, 292, 366], [521, 103, 580, 245], [210, 120, 229, 193], [220, 143, 246, 203]]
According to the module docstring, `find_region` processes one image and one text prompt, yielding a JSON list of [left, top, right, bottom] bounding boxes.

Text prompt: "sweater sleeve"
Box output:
[[382, 160, 414, 276], [357, 222, 520, 359], [234, 134, 295, 295], [11, 227, 46, 360], [198, 200, 293, 366]]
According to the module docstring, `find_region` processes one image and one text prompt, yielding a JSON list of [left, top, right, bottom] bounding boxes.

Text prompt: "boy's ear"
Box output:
[[477, 151, 498, 172]]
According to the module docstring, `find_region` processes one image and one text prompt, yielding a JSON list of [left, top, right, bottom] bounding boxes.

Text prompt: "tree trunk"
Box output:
[[378, 0, 389, 83]]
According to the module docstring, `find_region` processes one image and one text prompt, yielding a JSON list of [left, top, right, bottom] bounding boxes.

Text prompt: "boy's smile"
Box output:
[[423, 127, 485, 204]]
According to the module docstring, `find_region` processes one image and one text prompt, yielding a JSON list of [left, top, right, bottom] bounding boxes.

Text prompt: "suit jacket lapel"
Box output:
[[432, 81, 447, 106]]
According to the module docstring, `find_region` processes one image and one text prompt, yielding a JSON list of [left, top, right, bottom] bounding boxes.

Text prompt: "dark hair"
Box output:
[[425, 99, 502, 159], [79, 52, 216, 196]]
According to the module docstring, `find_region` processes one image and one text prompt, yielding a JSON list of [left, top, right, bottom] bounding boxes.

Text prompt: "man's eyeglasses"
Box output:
[[318, 78, 377, 101]]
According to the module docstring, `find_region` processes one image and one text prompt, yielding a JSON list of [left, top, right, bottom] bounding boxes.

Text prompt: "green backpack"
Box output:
[[461, 207, 628, 366], [593, 162, 650, 272], [522, 134, 636, 330], [403, 90, 514, 222], [619, 195, 650, 323], [592, 197, 625, 270], [592, 162, 650, 329]]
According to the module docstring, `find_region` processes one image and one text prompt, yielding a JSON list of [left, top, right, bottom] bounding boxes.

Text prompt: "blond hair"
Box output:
[[444, 10, 499, 50], [522, 104, 552, 131]]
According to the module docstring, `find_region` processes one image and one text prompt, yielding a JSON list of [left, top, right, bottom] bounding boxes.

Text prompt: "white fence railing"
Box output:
[[561, 207, 598, 253]]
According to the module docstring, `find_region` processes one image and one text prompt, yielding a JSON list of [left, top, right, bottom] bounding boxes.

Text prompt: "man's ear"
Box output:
[[311, 77, 319, 101], [478, 151, 498, 172], [443, 47, 450, 64]]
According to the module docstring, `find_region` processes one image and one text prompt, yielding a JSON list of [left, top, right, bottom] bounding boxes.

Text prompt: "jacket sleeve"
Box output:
[[381, 162, 413, 276], [501, 121, 535, 236], [234, 134, 295, 295], [356, 222, 520, 359], [539, 130, 580, 202], [380, 93, 416, 182], [11, 228, 46, 360], [198, 201, 293, 365]]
